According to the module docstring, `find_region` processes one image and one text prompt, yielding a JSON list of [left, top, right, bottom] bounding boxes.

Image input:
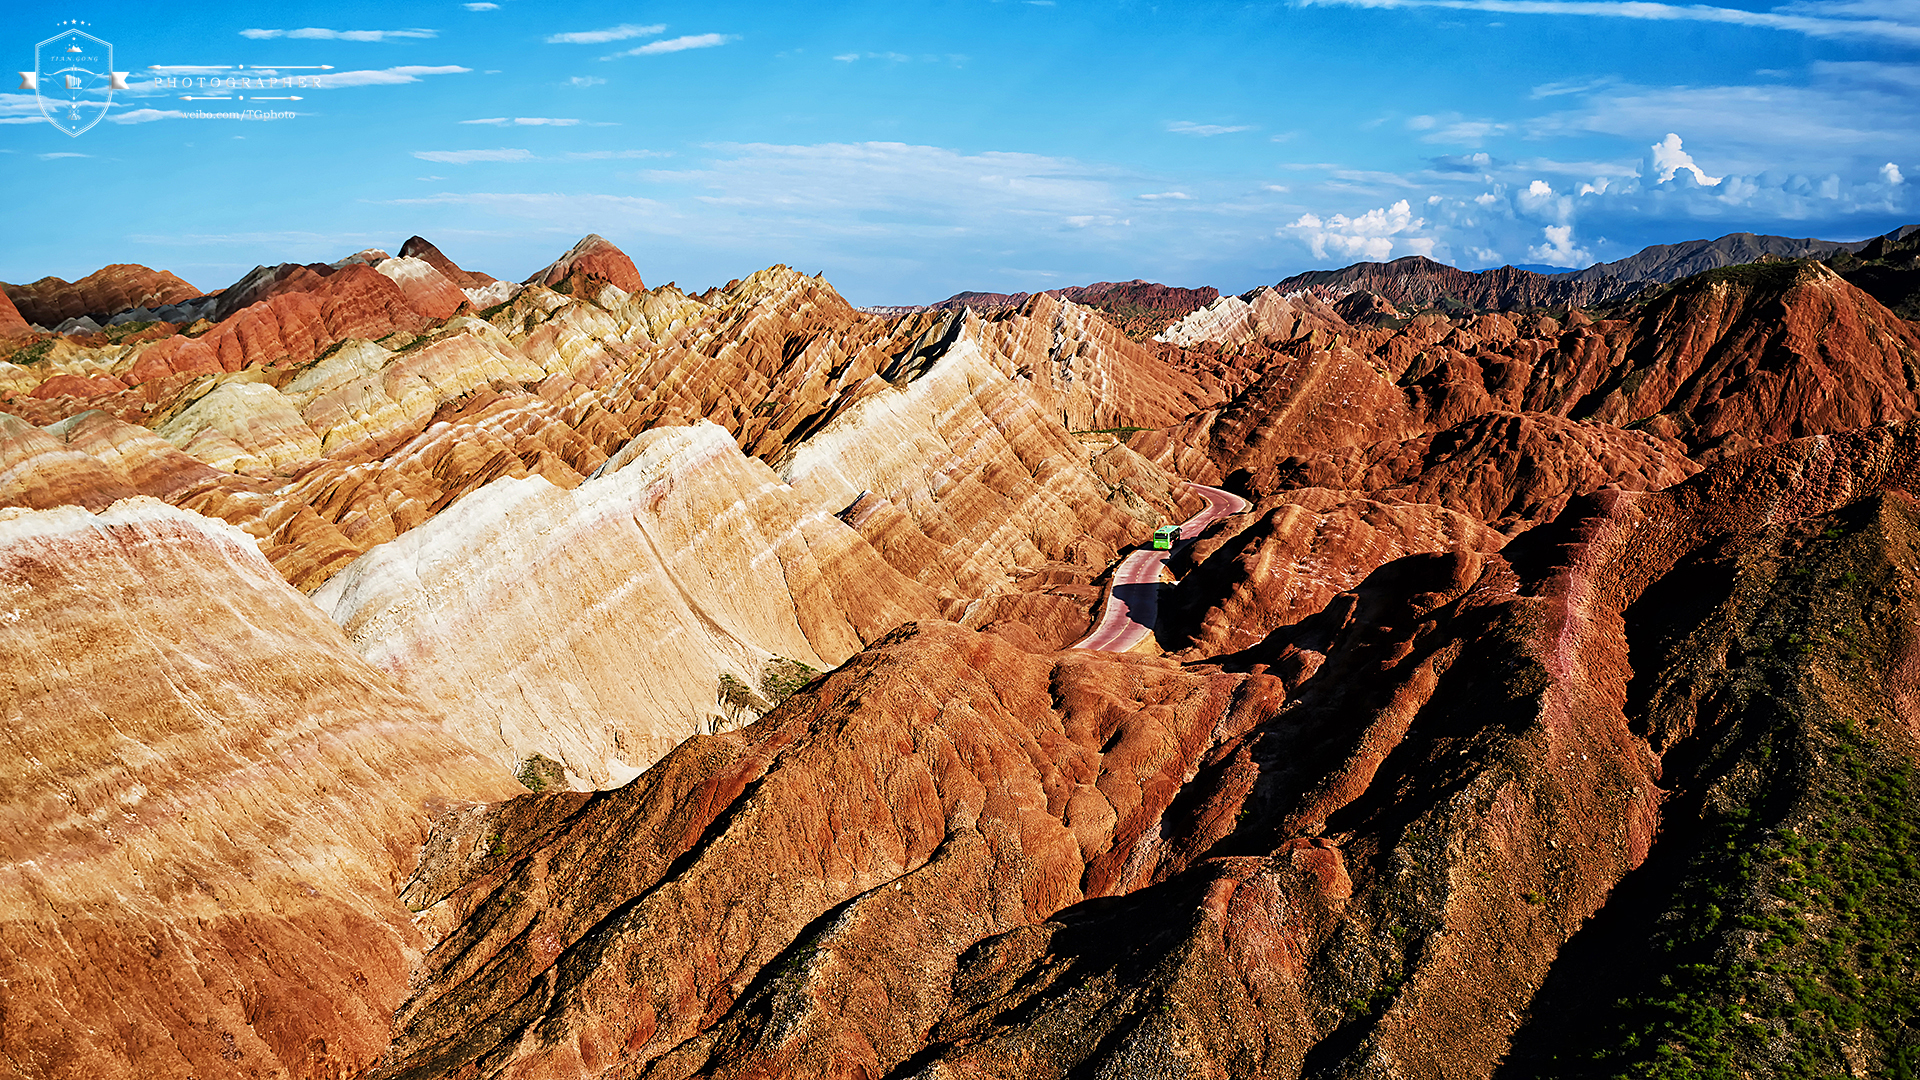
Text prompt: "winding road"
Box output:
[[1071, 483, 1249, 652]]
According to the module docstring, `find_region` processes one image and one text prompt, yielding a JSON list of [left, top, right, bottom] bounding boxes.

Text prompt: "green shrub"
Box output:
[[514, 753, 567, 793]]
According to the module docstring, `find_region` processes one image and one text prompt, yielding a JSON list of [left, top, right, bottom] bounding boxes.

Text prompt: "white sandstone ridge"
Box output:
[[779, 324, 1154, 597], [312, 419, 941, 788], [0, 496, 515, 1078], [0, 492, 259, 558], [1151, 287, 1342, 347]]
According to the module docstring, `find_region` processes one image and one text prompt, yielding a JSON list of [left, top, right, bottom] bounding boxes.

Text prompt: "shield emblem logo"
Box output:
[[33, 29, 118, 137]]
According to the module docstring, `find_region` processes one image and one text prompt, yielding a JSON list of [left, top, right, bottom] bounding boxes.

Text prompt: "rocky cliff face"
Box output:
[[5, 232, 1919, 1080]]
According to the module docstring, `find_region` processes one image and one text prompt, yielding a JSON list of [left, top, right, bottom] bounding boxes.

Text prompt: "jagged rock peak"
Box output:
[[522, 233, 646, 295], [399, 235, 498, 289]]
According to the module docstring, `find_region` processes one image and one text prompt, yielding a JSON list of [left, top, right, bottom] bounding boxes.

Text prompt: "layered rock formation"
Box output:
[[0, 499, 516, 1080], [0, 290, 34, 339], [7, 228, 1920, 1080], [1, 264, 202, 327], [524, 233, 646, 295], [313, 420, 942, 786], [370, 421, 1920, 1080], [885, 280, 1222, 340]]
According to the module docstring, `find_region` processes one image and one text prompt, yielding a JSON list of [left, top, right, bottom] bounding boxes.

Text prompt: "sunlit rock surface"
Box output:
[[0, 498, 515, 1080]]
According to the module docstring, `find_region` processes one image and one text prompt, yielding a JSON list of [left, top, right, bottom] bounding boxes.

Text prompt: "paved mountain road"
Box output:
[[1070, 483, 1249, 652]]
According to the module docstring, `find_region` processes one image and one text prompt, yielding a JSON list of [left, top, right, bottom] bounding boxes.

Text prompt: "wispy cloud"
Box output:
[[1137, 191, 1194, 200], [608, 33, 736, 58], [413, 148, 536, 163], [461, 116, 585, 126], [563, 149, 670, 159], [312, 65, 471, 88], [569, 76, 607, 87], [1406, 115, 1511, 145], [1166, 120, 1254, 136], [107, 109, 195, 124], [240, 27, 437, 41], [1295, 0, 1920, 45], [830, 51, 968, 65], [547, 23, 665, 44], [411, 147, 665, 163], [464, 2, 500, 10], [39, 152, 89, 159]]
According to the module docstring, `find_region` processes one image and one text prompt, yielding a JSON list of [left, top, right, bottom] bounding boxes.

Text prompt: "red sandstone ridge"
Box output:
[[1578, 260, 1920, 461], [521, 233, 645, 295], [0, 263, 202, 326], [0, 289, 32, 338], [7, 230, 1920, 1078], [369, 423, 1920, 1080]]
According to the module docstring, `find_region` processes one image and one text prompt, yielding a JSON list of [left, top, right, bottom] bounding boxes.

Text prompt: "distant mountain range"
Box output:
[[1268, 225, 1920, 315], [883, 225, 1920, 339], [867, 279, 1220, 339]]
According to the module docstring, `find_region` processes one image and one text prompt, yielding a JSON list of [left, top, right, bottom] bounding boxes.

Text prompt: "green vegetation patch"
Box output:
[[5, 338, 54, 365], [514, 753, 567, 793], [1566, 507, 1920, 1080]]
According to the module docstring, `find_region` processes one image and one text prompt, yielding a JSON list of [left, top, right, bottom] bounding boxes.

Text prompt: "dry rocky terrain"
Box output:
[[1, 230, 1917, 1079]]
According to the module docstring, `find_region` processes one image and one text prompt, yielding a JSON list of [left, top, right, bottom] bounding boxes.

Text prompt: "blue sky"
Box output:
[[2, 0, 1915, 305]]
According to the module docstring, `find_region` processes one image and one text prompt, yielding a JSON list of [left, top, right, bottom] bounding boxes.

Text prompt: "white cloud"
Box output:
[[1138, 191, 1194, 200], [412, 148, 536, 163], [1647, 133, 1722, 185], [312, 65, 471, 89], [569, 76, 607, 87], [1166, 120, 1254, 136], [1412, 117, 1510, 145], [1527, 224, 1592, 267], [240, 27, 436, 41], [609, 33, 736, 58], [833, 53, 861, 61], [461, 117, 583, 126], [1287, 199, 1426, 260], [38, 152, 88, 160], [106, 108, 193, 124], [546, 24, 665, 44], [563, 149, 669, 160], [1883, 161, 1906, 183], [1295, 0, 1920, 45], [464, 2, 500, 10]]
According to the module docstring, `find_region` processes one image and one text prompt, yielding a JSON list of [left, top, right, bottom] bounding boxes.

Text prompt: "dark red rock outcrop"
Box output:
[[522, 233, 645, 295], [1578, 261, 1920, 461], [1, 264, 202, 326]]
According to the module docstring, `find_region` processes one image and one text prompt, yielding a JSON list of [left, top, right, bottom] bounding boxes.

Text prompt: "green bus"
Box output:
[[1151, 525, 1180, 550]]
